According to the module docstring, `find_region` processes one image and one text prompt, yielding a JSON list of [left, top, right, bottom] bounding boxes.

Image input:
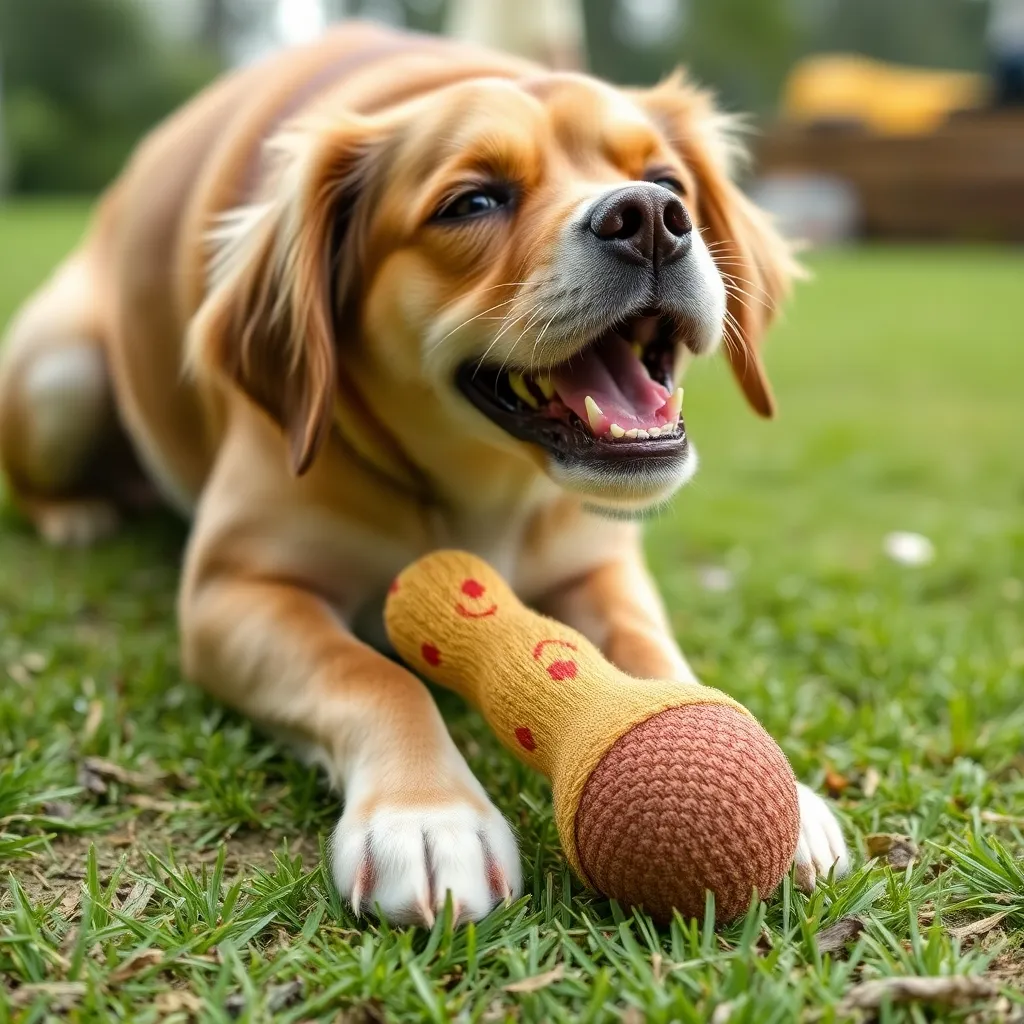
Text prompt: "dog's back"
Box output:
[[0, 23, 535, 527]]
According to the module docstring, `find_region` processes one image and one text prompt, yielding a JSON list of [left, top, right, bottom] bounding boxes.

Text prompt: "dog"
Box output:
[[0, 22, 848, 924]]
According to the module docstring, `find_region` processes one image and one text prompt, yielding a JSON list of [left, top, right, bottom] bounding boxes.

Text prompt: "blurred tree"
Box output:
[[0, 0, 221, 193], [198, 0, 233, 56]]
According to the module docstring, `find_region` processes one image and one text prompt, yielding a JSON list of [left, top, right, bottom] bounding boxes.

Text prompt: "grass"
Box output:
[[0, 200, 1022, 1022]]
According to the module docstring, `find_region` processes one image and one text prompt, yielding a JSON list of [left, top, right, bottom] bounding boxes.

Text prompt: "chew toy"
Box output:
[[384, 550, 800, 923]]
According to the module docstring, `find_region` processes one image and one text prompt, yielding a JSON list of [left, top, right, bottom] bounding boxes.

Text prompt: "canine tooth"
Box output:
[[584, 396, 603, 433], [609, 423, 625, 438], [537, 375, 555, 400], [509, 371, 538, 409], [672, 347, 694, 387], [630, 342, 643, 359], [666, 387, 684, 422], [648, 426, 661, 437], [636, 429, 650, 440], [625, 429, 639, 439]]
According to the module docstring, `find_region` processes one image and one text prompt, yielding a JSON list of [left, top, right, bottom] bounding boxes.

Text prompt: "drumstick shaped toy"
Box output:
[[384, 550, 800, 923]]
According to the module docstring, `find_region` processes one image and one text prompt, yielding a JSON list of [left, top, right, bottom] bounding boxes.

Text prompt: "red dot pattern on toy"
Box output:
[[547, 659, 578, 681], [531, 639, 579, 681], [532, 638, 578, 659], [421, 642, 441, 666], [515, 726, 536, 751], [455, 577, 498, 619]]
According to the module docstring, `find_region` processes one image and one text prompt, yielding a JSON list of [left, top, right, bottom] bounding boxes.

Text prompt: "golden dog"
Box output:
[[0, 23, 847, 924]]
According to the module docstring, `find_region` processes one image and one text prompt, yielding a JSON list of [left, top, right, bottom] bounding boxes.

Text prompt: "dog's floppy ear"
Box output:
[[637, 74, 802, 417], [189, 115, 386, 474]]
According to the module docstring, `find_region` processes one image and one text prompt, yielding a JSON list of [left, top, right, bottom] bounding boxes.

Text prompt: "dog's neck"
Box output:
[[334, 355, 565, 566]]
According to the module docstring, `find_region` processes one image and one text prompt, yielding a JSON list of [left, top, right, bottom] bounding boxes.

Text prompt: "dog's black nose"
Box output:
[[588, 184, 692, 269]]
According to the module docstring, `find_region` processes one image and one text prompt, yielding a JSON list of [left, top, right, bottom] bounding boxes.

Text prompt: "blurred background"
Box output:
[[0, 6, 1021, 986], [1, 0, 1023, 242]]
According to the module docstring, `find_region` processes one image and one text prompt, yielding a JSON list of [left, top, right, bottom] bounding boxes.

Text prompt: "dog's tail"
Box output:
[[445, 0, 585, 70]]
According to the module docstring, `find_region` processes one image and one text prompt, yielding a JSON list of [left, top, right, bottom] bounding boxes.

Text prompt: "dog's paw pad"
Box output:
[[35, 501, 120, 547]]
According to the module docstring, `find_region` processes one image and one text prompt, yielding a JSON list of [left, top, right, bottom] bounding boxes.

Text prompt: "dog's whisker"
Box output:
[[720, 308, 747, 365], [427, 297, 528, 354], [718, 270, 773, 306], [472, 304, 540, 378], [434, 281, 534, 317]]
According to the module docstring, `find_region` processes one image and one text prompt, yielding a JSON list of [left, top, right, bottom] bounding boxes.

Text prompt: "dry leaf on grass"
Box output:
[[125, 794, 201, 813], [504, 965, 565, 993], [119, 880, 155, 919], [651, 952, 664, 983], [824, 769, 850, 797], [338, 999, 388, 1023], [79, 756, 146, 789], [862, 767, 881, 798], [153, 990, 205, 1015], [841, 976, 998, 1011], [980, 811, 1024, 826], [816, 916, 866, 954], [225, 980, 304, 1016], [949, 911, 1010, 942], [865, 833, 919, 869], [10, 982, 86, 1010], [22, 651, 48, 673], [82, 700, 105, 743], [711, 1002, 735, 1024], [109, 948, 164, 984], [41, 800, 76, 820], [76, 756, 195, 797], [267, 980, 305, 1012]]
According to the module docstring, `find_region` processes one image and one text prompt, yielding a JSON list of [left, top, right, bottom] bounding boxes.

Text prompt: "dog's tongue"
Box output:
[[551, 333, 670, 435]]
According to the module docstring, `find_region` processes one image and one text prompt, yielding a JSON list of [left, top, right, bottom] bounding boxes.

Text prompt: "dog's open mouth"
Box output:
[[457, 312, 687, 463]]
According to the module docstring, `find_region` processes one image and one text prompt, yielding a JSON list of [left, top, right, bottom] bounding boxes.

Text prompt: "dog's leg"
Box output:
[[0, 253, 124, 545], [179, 565, 522, 925], [537, 549, 850, 891]]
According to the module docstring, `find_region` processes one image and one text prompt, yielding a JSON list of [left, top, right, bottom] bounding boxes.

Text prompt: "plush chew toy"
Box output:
[[385, 550, 800, 923]]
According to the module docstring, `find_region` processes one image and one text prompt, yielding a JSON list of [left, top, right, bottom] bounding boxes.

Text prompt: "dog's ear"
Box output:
[[189, 115, 387, 474], [636, 74, 802, 417]]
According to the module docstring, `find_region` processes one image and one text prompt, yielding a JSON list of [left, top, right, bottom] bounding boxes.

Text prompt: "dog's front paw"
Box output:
[[331, 796, 522, 926], [793, 783, 850, 891]]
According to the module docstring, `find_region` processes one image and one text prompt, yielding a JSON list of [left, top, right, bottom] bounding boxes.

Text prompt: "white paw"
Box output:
[[331, 801, 522, 926], [35, 501, 119, 547], [794, 783, 850, 891]]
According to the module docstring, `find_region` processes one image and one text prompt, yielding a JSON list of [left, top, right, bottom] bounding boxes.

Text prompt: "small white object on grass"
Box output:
[[883, 531, 935, 567], [698, 566, 735, 592]]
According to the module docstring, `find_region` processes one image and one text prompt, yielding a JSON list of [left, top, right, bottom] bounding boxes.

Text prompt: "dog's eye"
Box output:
[[435, 187, 510, 221], [649, 176, 687, 197]]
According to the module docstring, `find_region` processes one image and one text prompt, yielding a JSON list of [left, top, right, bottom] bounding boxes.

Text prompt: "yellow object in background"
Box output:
[[782, 54, 988, 135]]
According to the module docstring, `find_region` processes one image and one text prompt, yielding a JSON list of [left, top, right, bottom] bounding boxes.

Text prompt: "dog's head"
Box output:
[[192, 70, 798, 513]]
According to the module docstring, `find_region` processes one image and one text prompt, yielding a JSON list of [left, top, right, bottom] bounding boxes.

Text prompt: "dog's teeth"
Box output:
[[648, 426, 661, 437], [630, 342, 643, 359], [636, 429, 650, 440], [584, 396, 603, 433], [537, 375, 555, 400], [672, 347, 694, 387], [609, 423, 625, 438], [665, 387, 684, 423], [509, 371, 538, 409], [625, 429, 639, 439]]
